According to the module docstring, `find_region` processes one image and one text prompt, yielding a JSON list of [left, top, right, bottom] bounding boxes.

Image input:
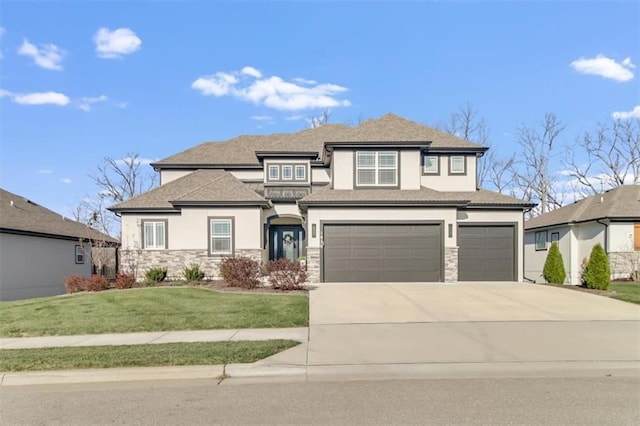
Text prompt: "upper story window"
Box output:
[[142, 220, 167, 249], [423, 155, 439, 175], [449, 155, 466, 175], [265, 162, 309, 184], [355, 151, 398, 187]]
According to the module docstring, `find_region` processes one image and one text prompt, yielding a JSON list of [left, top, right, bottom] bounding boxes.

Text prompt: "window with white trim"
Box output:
[[268, 165, 279, 180], [282, 165, 293, 180], [75, 245, 84, 264], [143, 221, 166, 249], [210, 218, 233, 255], [295, 165, 306, 180], [356, 151, 398, 186], [423, 155, 439, 174], [450, 156, 466, 174]]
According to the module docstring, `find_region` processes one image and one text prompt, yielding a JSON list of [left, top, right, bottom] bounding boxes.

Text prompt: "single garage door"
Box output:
[[322, 224, 442, 282], [458, 225, 515, 281]]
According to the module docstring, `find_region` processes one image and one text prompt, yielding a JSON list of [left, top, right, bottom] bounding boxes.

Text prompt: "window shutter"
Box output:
[[634, 223, 640, 251]]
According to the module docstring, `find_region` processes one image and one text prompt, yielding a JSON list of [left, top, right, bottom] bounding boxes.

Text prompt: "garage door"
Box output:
[[322, 224, 442, 282], [458, 225, 515, 281]]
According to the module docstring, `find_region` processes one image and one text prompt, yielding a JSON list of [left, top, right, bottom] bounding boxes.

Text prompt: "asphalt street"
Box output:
[[2, 376, 639, 425]]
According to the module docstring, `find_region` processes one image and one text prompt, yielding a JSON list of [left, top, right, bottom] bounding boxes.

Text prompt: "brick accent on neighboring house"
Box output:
[[306, 247, 321, 283], [119, 249, 262, 281], [444, 247, 459, 282]]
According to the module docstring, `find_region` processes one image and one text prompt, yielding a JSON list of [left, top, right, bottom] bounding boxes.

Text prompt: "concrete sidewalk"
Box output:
[[0, 327, 308, 350]]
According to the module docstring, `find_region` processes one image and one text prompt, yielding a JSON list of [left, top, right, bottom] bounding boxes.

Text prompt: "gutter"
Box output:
[[595, 218, 609, 253], [522, 206, 538, 284]]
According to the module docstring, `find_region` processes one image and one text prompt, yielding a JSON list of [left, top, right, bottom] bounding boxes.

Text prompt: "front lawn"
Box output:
[[0, 287, 308, 337], [0, 340, 299, 371], [610, 282, 640, 305]]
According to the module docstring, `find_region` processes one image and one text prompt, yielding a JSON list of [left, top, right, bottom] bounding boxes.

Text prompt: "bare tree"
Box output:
[[91, 153, 158, 204], [511, 113, 566, 216], [437, 103, 495, 188], [307, 108, 332, 128], [563, 118, 640, 197]]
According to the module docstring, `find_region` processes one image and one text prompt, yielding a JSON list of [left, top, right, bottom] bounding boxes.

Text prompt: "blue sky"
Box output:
[[1, 1, 638, 216]]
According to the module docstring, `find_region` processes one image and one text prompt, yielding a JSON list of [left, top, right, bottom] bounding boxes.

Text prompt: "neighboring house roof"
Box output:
[[109, 170, 270, 211], [0, 188, 118, 243], [525, 185, 640, 230], [299, 187, 533, 208], [151, 113, 485, 168]]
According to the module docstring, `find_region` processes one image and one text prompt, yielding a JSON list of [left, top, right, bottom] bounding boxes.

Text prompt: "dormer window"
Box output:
[[268, 165, 279, 180], [265, 162, 309, 184], [295, 165, 306, 181], [282, 165, 293, 180], [355, 151, 398, 187]]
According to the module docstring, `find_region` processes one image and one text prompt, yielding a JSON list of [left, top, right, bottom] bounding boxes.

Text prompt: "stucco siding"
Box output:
[[332, 150, 354, 189], [421, 155, 478, 191], [524, 225, 572, 284], [311, 168, 331, 184], [160, 170, 193, 185], [0, 233, 91, 301], [400, 150, 421, 190]]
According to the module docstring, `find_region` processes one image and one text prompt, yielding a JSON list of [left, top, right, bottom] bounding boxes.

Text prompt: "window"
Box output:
[[268, 165, 279, 180], [423, 155, 439, 174], [355, 151, 398, 186], [143, 220, 166, 249], [535, 231, 547, 251], [210, 218, 233, 255], [282, 165, 293, 180], [295, 165, 306, 180], [449, 156, 466, 174], [75, 245, 84, 264], [551, 232, 560, 243]]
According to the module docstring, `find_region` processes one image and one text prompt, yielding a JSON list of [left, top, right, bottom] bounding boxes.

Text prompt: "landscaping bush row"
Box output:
[[64, 274, 138, 294], [543, 242, 611, 290]]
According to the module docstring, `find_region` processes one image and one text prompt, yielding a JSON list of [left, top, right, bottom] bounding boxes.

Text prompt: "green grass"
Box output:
[[0, 340, 299, 371], [0, 288, 308, 337], [610, 282, 640, 305]]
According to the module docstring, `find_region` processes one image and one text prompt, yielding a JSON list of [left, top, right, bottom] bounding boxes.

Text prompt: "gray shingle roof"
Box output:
[[0, 188, 118, 243], [299, 186, 532, 207], [525, 185, 640, 230], [109, 170, 269, 211], [152, 113, 484, 167]]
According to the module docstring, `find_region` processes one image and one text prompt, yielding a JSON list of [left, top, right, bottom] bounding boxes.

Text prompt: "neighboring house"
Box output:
[[0, 188, 118, 301], [524, 185, 640, 284], [110, 113, 534, 283]]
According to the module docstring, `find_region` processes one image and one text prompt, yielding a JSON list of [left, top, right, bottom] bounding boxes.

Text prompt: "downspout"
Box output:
[[522, 207, 537, 283], [595, 218, 609, 253]]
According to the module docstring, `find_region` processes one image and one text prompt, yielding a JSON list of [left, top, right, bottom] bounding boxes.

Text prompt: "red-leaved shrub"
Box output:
[[64, 275, 86, 294], [219, 256, 262, 289], [265, 258, 307, 290], [84, 274, 110, 292], [114, 273, 137, 289]]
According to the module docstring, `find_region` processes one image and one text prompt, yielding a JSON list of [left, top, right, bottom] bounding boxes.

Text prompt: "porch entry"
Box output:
[[269, 225, 304, 261]]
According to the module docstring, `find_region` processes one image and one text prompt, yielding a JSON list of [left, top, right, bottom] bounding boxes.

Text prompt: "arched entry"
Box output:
[[265, 215, 305, 261]]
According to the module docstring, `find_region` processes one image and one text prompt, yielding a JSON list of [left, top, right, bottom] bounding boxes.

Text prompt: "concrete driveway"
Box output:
[[305, 283, 640, 368]]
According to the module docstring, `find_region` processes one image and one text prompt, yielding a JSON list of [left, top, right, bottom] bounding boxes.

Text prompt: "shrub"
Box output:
[[584, 243, 611, 290], [219, 256, 262, 289], [114, 273, 137, 289], [145, 267, 168, 283], [543, 242, 566, 284], [183, 264, 205, 282], [84, 274, 110, 292], [265, 258, 308, 290], [64, 275, 86, 294]]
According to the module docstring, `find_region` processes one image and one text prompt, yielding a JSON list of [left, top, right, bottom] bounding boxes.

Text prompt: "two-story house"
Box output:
[[110, 114, 533, 283]]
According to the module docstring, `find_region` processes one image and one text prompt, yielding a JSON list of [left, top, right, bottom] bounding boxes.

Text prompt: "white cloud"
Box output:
[[192, 66, 351, 111], [77, 94, 108, 111], [94, 27, 142, 59], [17, 39, 65, 71], [0, 89, 11, 98], [251, 115, 273, 121], [38, 169, 53, 174], [12, 91, 70, 106], [241, 66, 262, 78], [60, 178, 72, 184], [612, 105, 640, 120], [570, 54, 635, 82], [293, 77, 318, 85]]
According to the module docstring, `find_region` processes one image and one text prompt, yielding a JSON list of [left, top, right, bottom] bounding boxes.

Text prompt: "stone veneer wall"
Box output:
[[119, 249, 262, 281], [444, 247, 458, 282], [609, 251, 640, 281], [306, 247, 321, 283]]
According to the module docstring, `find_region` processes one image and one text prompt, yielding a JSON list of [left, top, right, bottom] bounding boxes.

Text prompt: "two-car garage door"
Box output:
[[322, 224, 442, 282], [322, 223, 516, 282]]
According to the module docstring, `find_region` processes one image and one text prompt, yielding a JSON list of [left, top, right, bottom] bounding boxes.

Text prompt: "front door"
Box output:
[[269, 226, 304, 261]]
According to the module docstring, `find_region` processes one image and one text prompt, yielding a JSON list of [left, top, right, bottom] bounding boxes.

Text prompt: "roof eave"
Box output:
[[298, 200, 468, 211], [151, 163, 262, 170], [170, 200, 271, 208]]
